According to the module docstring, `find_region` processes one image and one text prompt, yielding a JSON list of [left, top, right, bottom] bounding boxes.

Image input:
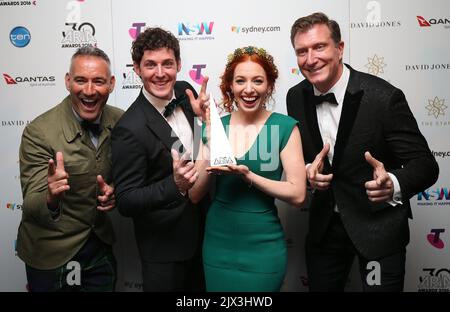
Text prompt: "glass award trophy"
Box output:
[[209, 93, 237, 167]]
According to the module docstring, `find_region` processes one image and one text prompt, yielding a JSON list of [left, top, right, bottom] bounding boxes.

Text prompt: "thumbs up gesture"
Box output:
[[97, 175, 115, 211], [364, 151, 394, 202], [47, 151, 70, 210], [307, 143, 333, 190]]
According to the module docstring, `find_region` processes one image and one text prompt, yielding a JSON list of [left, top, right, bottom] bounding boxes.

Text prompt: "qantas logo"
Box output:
[[3, 73, 55, 86], [417, 16, 431, 27], [3, 74, 17, 84], [417, 15, 450, 28]]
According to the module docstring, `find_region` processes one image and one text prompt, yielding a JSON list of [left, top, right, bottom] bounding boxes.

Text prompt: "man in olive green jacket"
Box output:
[[16, 46, 123, 291]]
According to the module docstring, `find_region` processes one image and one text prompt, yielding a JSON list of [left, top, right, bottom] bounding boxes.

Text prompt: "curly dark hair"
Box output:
[[220, 46, 278, 112], [131, 27, 180, 65]]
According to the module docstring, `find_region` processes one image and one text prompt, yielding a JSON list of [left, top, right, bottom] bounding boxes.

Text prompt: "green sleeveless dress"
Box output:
[[203, 112, 299, 291]]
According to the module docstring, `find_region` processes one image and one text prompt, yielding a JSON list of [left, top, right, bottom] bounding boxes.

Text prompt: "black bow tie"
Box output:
[[81, 120, 102, 136], [163, 94, 186, 117], [314, 93, 338, 105]]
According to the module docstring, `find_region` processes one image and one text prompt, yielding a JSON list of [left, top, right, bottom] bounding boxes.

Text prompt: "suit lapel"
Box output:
[[139, 84, 194, 154], [303, 87, 323, 151], [175, 87, 195, 133], [97, 109, 115, 151], [137, 91, 183, 153], [332, 67, 364, 170], [303, 86, 332, 171], [177, 88, 202, 160]]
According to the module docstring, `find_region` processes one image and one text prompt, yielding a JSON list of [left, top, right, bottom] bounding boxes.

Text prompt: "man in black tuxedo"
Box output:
[[287, 12, 439, 291], [111, 27, 208, 291]]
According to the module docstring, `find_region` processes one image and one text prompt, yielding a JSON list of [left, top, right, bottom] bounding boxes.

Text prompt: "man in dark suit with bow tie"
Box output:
[[287, 12, 439, 291], [111, 27, 209, 291]]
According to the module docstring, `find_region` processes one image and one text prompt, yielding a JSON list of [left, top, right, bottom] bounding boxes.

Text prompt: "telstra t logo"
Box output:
[[427, 229, 445, 249], [129, 22, 146, 40], [189, 64, 206, 85]]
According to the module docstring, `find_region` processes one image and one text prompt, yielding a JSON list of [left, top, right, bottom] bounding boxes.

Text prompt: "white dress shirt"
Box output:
[[142, 87, 193, 155]]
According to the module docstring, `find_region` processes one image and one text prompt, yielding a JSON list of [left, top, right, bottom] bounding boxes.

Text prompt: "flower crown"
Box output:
[[226, 46, 275, 69]]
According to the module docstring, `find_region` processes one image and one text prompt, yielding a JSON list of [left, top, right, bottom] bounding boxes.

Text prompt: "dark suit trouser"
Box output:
[[141, 247, 205, 292], [25, 233, 117, 292], [306, 212, 406, 292]]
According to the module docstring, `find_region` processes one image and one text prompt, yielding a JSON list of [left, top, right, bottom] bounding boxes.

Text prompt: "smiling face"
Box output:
[[65, 55, 115, 121], [231, 60, 269, 114], [293, 23, 344, 93], [133, 48, 181, 100]]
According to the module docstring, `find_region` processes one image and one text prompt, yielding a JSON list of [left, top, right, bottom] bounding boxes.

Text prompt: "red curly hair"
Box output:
[[220, 47, 278, 112]]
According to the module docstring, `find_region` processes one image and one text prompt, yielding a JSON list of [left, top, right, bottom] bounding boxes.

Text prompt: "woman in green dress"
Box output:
[[189, 46, 306, 291]]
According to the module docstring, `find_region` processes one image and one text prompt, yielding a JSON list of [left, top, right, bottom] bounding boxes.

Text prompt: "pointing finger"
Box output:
[[199, 76, 209, 95], [171, 149, 180, 162], [97, 175, 106, 191], [48, 158, 56, 176], [364, 151, 383, 169], [185, 89, 195, 105], [56, 151, 65, 171], [317, 143, 330, 161]]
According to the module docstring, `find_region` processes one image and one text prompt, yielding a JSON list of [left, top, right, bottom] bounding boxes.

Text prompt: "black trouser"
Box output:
[[26, 233, 117, 292], [141, 249, 205, 292], [306, 212, 406, 292]]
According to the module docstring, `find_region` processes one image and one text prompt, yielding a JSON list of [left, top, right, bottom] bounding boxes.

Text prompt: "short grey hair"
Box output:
[[71, 46, 111, 65]]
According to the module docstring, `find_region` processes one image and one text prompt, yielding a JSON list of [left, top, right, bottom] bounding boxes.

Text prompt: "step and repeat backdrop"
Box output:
[[1, 0, 449, 291]]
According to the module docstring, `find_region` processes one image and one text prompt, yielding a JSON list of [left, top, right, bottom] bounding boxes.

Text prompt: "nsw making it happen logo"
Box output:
[[417, 187, 450, 206], [177, 21, 214, 40], [10, 26, 31, 48]]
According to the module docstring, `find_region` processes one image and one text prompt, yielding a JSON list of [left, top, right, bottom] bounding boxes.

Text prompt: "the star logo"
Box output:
[[365, 54, 387, 76], [425, 96, 447, 119]]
